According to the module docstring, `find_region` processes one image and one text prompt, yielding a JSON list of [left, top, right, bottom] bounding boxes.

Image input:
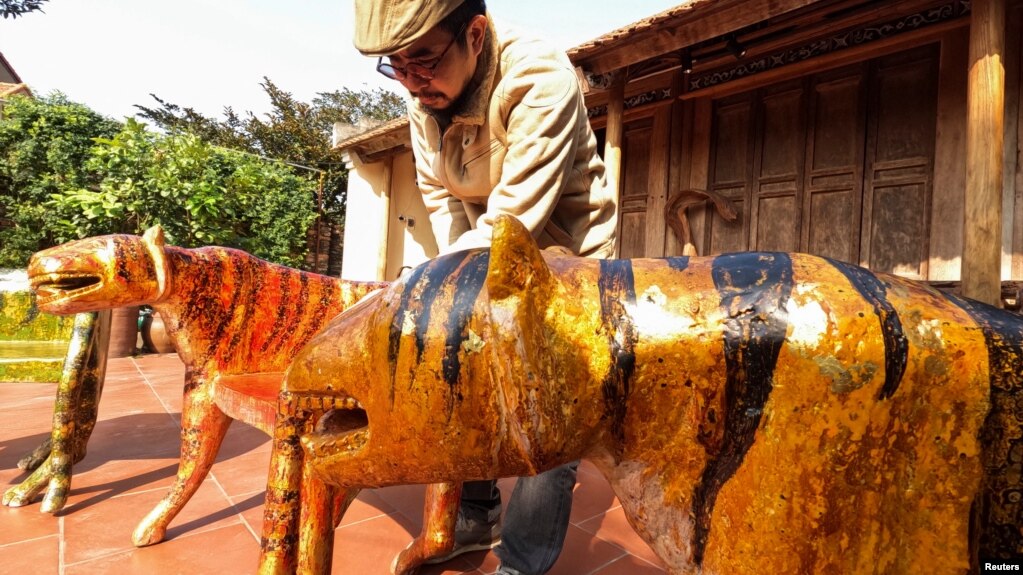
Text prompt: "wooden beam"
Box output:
[[680, 18, 967, 100], [377, 156, 393, 282], [604, 71, 626, 257], [349, 130, 411, 157], [362, 144, 411, 164], [574, 0, 820, 75], [962, 0, 1006, 304], [686, 0, 955, 75], [645, 107, 672, 258]]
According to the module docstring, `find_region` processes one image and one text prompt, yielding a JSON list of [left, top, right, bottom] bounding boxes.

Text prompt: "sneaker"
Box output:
[[422, 514, 502, 564]]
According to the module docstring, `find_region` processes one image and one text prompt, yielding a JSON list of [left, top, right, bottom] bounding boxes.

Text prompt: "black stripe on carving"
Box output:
[[597, 259, 637, 457], [826, 258, 908, 400], [665, 256, 690, 272], [945, 293, 1023, 562], [413, 251, 471, 362], [386, 251, 470, 403], [692, 252, 793, 566], [441, 251, 490, 414], [387, 261, 430, 398]]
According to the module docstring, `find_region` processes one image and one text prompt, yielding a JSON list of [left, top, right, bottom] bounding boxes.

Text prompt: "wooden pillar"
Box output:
[[962, 0, 1006, 304], [376, 155, 393, 282], [604, 71, 627, 248]]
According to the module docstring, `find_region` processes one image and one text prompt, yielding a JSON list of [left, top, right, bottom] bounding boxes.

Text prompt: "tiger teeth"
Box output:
[[294, 395, 362, 411]]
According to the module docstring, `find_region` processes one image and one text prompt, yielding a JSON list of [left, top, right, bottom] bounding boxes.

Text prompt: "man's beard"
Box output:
[[414, 90, 453, 115], [419, 65, 483, 121]]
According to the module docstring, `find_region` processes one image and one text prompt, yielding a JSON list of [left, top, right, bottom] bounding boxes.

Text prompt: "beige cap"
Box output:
[[353, 0, 465, 56]]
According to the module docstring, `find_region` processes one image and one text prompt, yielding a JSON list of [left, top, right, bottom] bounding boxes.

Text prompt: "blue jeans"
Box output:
[[461, 461, 579, 575]]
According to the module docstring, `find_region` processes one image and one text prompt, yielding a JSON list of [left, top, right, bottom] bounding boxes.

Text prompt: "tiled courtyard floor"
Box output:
[[1, 353, 667, 574]]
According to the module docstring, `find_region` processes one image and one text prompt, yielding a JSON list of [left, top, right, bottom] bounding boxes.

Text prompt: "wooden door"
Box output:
[[802, 65, 868, 264], [706, 94, 754, 254], [617, 117, 653, 259], [615, 108, 672, 259], [704, 43, 939, 277], [751, 80, 807, 252], [861, 45, 939, 279]]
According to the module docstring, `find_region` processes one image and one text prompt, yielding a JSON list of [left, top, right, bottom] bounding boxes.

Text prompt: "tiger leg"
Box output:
[[391, 481, 462, 575], [132, 373, 232, 546]]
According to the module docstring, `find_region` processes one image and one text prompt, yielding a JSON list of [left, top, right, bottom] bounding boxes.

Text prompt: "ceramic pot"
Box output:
[[141, 310, 176, 354], [108, 305, 140, 357]]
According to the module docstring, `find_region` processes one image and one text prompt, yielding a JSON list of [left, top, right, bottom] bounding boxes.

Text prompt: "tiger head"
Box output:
[[28, 226, 171, 315]]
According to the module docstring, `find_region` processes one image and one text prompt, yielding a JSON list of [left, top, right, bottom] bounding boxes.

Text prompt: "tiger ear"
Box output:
[[142, 225, 171, 300], [485, 215, 554, 301], [142, 225, 166, 248]]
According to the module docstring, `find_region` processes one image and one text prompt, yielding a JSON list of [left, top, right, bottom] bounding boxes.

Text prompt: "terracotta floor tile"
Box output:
[[569, 472, 619, 525], [64, 523, 259, 575], [90, 383, 170, 415], [0, 533, 60, 574], [373, 483, 429, 524], [338, 489, 398, 527], [0, 381, 56, 407], [62, 458, 180, 503], [577, 504, 666, 570], [331, 512, 428, 574], [0, 436, 50, 484], [61, 477, 243, 565], [209, 423, 272, 497], [590, 554, 668, 574], [1, 356, 668, 574], [546, 523, 629, 575], [577, 459, 604, 479], [230, 489, 266, 533], [0, 504, 60, 545], [73, 416, 181, 465]]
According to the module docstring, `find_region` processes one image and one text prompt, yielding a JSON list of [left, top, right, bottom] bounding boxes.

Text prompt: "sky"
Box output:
[[0, 0, 682, 122]]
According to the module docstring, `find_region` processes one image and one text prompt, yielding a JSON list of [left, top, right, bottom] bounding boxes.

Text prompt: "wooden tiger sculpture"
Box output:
[[3, 310, 113, 518], [259, 215, 1021, 575], [7, 226, 384, 547]]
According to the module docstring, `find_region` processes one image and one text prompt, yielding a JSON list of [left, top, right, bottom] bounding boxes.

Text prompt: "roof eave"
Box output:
[[568, 0, 821, 75]]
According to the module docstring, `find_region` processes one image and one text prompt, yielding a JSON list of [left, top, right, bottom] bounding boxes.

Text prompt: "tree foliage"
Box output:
[[48, 119, 318, 267], [135, 78, 406, 220], [0, 93, 318, 269], [0, 0, 47, 19], [0, 93, 119, 264], [0, 81, 405, 270]]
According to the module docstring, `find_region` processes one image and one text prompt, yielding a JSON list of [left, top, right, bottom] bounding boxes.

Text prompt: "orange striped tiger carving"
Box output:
[[20, 226, 385, 547], [261, 215, 1021, 574]]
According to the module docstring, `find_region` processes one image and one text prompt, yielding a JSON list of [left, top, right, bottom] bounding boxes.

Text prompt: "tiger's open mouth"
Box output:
[[300, 396, 370, 459], [29, 273, 103, 304]]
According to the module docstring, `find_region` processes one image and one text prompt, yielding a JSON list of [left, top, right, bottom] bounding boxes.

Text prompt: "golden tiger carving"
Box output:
[[259, 215, 1020, 575], [12, 227, 384, 547]]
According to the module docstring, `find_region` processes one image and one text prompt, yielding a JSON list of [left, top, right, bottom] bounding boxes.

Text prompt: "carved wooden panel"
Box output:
[[706, 95, 753, 254], [644, 108, 671, 258], [702, 43, 938, 279], [862, 45, 939, 278], [803, 66, 867, 264], [618, 118, 653, 259], [751, 81, 806, 252]]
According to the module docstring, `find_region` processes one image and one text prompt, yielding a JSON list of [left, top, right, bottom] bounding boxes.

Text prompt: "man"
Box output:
[[352, 1, 618, 573]]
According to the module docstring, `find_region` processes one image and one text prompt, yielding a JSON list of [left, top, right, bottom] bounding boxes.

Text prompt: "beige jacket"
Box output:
[[408, 17, 617, 258]]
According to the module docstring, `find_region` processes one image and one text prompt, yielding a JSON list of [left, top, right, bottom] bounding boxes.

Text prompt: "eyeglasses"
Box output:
[[376, 23, 467, 82]]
